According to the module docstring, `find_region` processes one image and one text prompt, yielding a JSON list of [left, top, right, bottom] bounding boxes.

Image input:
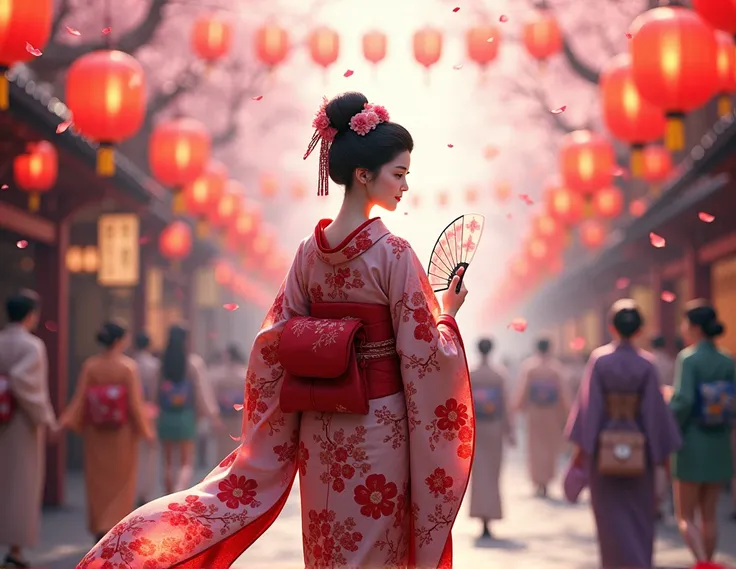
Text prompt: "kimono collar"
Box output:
[[313, 217, 390, 265], [697, 340, 717, 352]]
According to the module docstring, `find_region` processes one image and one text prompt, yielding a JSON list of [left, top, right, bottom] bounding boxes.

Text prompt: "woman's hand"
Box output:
[[441, 267, 469, 318], [660, 385, 674, 403]]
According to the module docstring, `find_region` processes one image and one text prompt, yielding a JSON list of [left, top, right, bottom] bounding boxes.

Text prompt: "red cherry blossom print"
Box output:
[[698, 212, 715, 223], [343, 69, 354, 77], [66, 26, 81, 36], [649, 232, 666, 248], [508, 317, 527, 332], [25, 43, 42, 57], [551, 105, 567, 114], [434, 398, 469, 431], [216, 473, 258, 509], [353, 474, 398, 519], [223, 303, 239, 311], [425, 467, 453, 498], [660, 291, 676, 303]]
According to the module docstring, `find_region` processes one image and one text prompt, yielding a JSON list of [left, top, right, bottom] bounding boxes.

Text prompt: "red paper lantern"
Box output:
[[66, 50, 146, 177], [545, 180, 584, 226], [291, 180, 307, 200], [599, 54, 666, 177], [192, 14, 233, 62], [309, 26, 339, 68], [183, 161, 228, 237], [592, 186, 624, 219], [13, 141, 57, 212], [255, 24, 289, 67], [159, 221, 192, 262], [149, 118, 211, 213], [261, 173, 278, 198], [0, 0, 53, 109], [363, 30, 387, 65], [579, 219, 606, 249], [209, 180, 242, 230], [522, 11, 562, 61], [630, 7, 719, 151], [692, 0, 736, 35], [532, 214, 562, 243], [559, 130, 615, 197], [715, 32, 736, 117], [437, 191, 449, 207], [227, 206, 260, 253], [641, 145, 673, 184], [466, 25, 500, 68], [413, 28, 443, 69], [466, 186, 479, 204]]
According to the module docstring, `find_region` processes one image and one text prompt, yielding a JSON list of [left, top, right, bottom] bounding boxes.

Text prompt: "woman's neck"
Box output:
[[334, 187, 373, 225]]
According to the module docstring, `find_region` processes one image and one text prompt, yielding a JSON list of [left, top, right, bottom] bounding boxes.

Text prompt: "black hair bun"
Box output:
[[704, 320, 725, 338], [96, 330, 113, 347], [325, 92, 368, 134]]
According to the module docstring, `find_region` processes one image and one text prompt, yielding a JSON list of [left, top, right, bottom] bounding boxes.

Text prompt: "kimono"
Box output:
[[208, 362, 248, 460], [669, 342, 736, 483], [566, 342, 681, 569], [0, 323, 56, 547], [514, 354, 570, 487], [61, 352, 154, 534], [77, 217, 474, 569], [469, 362, 512, 521], [135, 350, 161, 502]]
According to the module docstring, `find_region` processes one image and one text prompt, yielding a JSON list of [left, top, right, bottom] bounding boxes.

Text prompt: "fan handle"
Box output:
[[451, 262, 469, 294]]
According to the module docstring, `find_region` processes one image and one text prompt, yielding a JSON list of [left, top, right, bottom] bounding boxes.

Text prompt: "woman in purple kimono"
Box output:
[[566, 299, 682, 569]]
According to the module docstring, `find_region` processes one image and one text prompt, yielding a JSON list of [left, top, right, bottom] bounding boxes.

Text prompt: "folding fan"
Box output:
[[427, 213, 486, 293]]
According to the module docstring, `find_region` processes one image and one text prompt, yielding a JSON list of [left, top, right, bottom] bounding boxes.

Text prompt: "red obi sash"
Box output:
[[278, 302, 402, 415], [0, 374, 14, 424], [85, 383, 129, 428]]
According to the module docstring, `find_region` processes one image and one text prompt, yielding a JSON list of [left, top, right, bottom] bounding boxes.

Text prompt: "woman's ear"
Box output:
[[354, 168, 371, 185]]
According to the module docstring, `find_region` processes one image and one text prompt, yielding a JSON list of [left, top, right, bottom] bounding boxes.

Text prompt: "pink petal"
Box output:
[[251, 95, 263, 101], [612, 165, 629, 179], [447, 144, 454, 148], [101, 27, 112, 35], [615, 277, 630, 290], [499, 15, 509, 22], [508, 317, 527, 332], [25, 42, 42, 57], [1, 184, 7, 190], [550, 105, 567, 114], [229, 433, 242, 441], [452, 63, 463, 70], [625, 33, 633, 39], [649, 232, 666, 248], [233, 403, 244, 412], [44, 321, 58, 332], [660, 291, 676, 303], [453, 6, 460, 12], [519, 193, 534, 205], [223, 303, 240, 311], [66, 26, 81, 36], [698, 211, 715, 223], [16, 240, 28, 249], [343, 69, 354, 77], [56, 119, 73, 134]]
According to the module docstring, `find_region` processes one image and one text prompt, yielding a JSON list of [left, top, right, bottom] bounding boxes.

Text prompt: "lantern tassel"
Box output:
[[196, 219, 209, 238], [173, 189, 185, 215], [564, 228, 573, 247], [718, 95, 732, 118], [28, 192, 40, 212], [582, 195, 594, 219], [664, 114, 685, 152], [0, 72, 8, 111], [97, 145, 116, 177], [630, 145, 644, 178]]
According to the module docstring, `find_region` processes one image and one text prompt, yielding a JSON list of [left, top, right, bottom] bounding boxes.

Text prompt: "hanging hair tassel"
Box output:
[[303, 128, 332, 197]]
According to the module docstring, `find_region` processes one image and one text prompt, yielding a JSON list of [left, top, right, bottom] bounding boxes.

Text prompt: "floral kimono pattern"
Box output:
[[77, 217, 474, 569]]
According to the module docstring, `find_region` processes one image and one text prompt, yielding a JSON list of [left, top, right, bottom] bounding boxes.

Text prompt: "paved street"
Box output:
[[24, 438, 736, 569]]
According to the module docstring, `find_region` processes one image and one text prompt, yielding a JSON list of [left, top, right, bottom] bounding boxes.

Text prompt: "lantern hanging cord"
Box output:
[[104, 0, 113, 49]]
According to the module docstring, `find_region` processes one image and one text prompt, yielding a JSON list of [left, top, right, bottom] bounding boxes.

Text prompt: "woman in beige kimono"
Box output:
[[208, 343, 248, 460], [469, 338, 515, 543], [514, 338, 571, 497], [59, 321, 154, 542]]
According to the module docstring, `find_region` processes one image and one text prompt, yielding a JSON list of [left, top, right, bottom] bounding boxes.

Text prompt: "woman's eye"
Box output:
[[395, 174, 403, 179]]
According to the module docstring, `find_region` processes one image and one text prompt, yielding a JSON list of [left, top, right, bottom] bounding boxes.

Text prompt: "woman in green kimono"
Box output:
[[669, 300, 735, 568]]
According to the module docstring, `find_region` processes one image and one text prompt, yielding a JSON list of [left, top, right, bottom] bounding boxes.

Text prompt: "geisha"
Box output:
[[77, 91, 475, 569]]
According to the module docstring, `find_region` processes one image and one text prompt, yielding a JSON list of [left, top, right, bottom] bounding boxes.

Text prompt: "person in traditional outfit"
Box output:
[[650, 334, 676, 520], [669, 300, 735, 568], [567, 299, 681, 569], [0, 290, 60, 568], [156, 324, 221, 495], [59, 321, 154, 542], [76, 91, 474, 569], [208, 343, 248, 460], [133, 332, 161, 506], [469, 338, 514, 543], [514, 337, 569, 497]]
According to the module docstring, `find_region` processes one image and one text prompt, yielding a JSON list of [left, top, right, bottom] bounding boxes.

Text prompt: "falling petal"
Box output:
[[66, 26, 81, 36], [519, 193, 534, 205], [404, 212, 408, 216], [44, 321, 58, 332], [102, 27, 112, 35], [343, 69, 354, 77], [612, 166, 627, 177], [56, 119, 73, 134], [223, 303, 239, 311], [550, 105, 567, 114], [570, 337, 586, 351], [625, 33, 633, 39], [486, 37, 495, 43], [661, 291, 676, 303], [233, 403, 244, 411], [453, 6, 460, 12], [447, 144, 454, 148], [16, 240, 28, 249], [1, 184, 7, 190], [452, 63, 463, 70], [615, 277, 630, 290], [229, 433, 242, 441], [649, 232, 666, 248], [25, 42, 42, 57], [698, 211, 715, 223], [251, 95, 263, 101], [499, 15, 509, 22], [508, 317, 527, 332]]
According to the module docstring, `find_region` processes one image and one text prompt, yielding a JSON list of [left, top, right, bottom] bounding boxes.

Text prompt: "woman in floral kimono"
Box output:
[[77, 91, 474, 569]]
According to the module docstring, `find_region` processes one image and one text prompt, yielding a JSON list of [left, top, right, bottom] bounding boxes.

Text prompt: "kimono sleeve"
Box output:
[[9, 337, 56, 427], [669, 351, 696, 428], [565, 354, 604, 455], [388, 244, 473, 567]]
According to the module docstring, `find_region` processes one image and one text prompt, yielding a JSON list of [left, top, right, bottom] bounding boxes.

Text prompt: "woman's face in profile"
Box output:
[[366, 150, 411, 212]]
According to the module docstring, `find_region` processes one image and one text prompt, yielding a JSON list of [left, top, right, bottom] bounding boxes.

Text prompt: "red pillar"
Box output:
[[35, 218, 70, 507]]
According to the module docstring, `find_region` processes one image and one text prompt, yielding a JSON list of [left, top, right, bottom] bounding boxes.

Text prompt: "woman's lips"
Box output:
[[395, 197, 401, 202]]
